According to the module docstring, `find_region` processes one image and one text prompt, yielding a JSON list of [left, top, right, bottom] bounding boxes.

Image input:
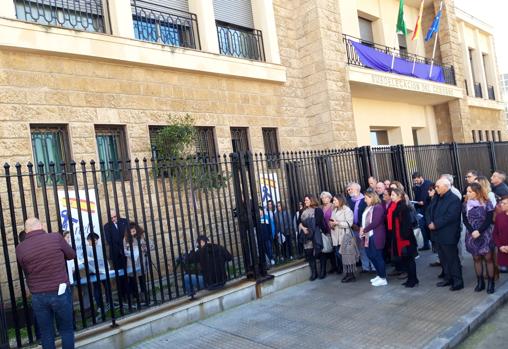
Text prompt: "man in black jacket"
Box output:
[[190, 235, 232, 290], [491, 170, 508, 199], [412, 172, 432, 251], [427, 178, 464, 291], [104, 210, 129, 298]]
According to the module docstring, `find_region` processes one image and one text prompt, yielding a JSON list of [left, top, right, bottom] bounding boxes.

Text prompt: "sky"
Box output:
[[455, 0, 508, 74]]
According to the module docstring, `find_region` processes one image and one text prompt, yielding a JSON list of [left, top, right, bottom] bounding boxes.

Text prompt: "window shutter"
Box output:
[[131, 0, 189, 13], [213, 0, 254, 29]]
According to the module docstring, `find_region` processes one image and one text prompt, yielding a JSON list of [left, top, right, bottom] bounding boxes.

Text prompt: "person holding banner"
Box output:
[[123, 222, 149, 304]]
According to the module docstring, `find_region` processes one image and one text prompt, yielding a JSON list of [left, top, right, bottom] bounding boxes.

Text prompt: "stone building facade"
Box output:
[[0, 0, 505, 165]]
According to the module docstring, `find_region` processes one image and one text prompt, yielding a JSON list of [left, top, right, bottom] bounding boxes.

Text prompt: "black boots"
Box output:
[[341, 272, 356, 283], [474, 277, 485, 292], [309, 259, 318, 281], [319, 258, 327, 279], [487, 278, 495, 294]]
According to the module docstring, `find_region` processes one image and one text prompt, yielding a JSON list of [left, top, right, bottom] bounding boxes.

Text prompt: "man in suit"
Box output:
[[427, 178, 464, 291], [104, 210, 129, 299]]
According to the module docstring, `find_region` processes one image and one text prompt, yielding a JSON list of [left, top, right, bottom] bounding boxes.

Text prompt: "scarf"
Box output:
[[466, 199, 484, 213], [386, 201, 397, 231], [350, 193, 365, 225]]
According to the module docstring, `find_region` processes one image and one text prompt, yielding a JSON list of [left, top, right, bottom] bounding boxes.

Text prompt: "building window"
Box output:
[[358, 17, 374, 46], [216, 22, 265, 61], [148, 126, 164, 160], [15, 0, 106, 33], [31, 125, 72, 184], [370, 130, 389, 146], [498, 130, 502, 142], [95, 126, 129, 180], [478, 130, 483, 142], [195, 127, 218, 160], [472, 130, 477, 143], [262, 128, 280, 169], [485, 130, 490, 142], [491, 130, 496, 142], [398, 34, 408, 57], [230, 127, 250, 153]]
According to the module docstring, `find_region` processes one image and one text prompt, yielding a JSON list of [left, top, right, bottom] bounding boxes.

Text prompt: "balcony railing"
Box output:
[[487, 85, 495, 100], [131, 0, 200, 49], [343, 34, 456, 86], [474, 82, 483, 98], [14, 0, 107, 33], [217, 22, 265, 61]]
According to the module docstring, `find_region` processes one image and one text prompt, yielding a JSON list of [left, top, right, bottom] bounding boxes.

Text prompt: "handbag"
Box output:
[[413, 227, 424, 249], [321, 233, 333, 253]]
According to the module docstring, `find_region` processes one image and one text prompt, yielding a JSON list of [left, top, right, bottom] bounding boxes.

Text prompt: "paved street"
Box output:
[[457, 301, 508, 349], [131, 251, 507, 349]]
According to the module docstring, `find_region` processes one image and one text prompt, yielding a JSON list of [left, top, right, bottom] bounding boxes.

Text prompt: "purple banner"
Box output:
[[350, 41, 445, 83]]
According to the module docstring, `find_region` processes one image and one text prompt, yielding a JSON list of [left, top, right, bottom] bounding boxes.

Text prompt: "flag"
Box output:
[[411, 0, 425, 41], [425, 1, 443, 42], [396, 0, 407, 35]]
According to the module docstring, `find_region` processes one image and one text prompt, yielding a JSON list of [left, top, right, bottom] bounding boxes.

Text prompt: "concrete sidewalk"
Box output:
[[130, 251, 507, 349]]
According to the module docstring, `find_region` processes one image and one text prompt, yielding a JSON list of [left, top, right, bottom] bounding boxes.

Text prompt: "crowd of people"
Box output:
[[257, 170, 508, 293]]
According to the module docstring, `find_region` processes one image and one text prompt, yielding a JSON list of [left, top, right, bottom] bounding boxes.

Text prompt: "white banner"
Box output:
[[58, 190, 104, 271], [260, 173, 280, 208]]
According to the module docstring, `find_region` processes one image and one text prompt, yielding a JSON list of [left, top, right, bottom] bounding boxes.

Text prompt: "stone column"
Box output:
[[0, 1, 16, 19], [188, 0, 220, 54], [431, 0, 471, 143], [473, 29, 488, 99], [295, 0, 357, 148], [252, 0, 281, 64], [108, 0, 135, 38]]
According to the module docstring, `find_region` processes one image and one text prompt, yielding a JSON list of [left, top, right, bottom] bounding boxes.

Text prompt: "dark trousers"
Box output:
[[417, 213, 430, 248], [31, 288, 74, 349], [437, 243, 463, 286], [400, 255, 418, 283], [366, 237, 386, 278]]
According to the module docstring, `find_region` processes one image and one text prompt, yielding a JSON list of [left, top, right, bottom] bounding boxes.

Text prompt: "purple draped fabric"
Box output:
[[350, 41, 445, 83]]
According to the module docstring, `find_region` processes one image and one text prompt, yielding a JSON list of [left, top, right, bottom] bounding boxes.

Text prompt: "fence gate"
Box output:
[[230, 152, 267, 279]]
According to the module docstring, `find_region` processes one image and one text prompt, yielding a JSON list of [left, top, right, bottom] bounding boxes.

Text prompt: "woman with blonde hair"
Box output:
[[463, 182, 496, 293], [475, 175, 497, 207]]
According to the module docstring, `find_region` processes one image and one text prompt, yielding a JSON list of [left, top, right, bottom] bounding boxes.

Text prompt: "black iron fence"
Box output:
[[217, 22, 265, 61], [131, 0, 200, 49], [2, 141, 508, 347], [14, 0, 108, 33], [343, 34, 456, 86]]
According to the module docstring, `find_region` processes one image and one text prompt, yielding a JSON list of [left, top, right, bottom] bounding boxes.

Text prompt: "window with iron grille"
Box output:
[[195, 127, 217, 160], [230, 127, 250, 153], [262, 128, 280, 169], [95, 126, 130, 181], [30, 124, 72, 185], [148, 125, 165, 160], [15, 0, 106, 33]]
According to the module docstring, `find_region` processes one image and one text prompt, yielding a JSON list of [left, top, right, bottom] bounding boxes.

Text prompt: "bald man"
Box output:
[[16, 218, 76, 349], [427, 179, 464, 291]]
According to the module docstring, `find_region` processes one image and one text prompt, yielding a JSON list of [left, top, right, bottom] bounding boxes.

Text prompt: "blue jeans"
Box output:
[[183, 273, 205, 295], [366, 236, 386, 278], [31, 288, 74, 349]]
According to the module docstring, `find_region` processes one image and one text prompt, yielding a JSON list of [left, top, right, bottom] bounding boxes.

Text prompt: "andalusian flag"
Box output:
[[411, 0, 425, 41], [396, 0, 407, 35], [425, 1, 443, 41]]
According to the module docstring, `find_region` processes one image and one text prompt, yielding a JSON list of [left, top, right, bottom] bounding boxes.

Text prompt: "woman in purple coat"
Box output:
[[463, 182, 495, 293], [360, 191, 387, 286]]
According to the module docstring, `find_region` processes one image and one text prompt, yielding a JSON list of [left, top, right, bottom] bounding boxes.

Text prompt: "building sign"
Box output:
[[370, 74, 459, 97], [260, 173, 280, 208]]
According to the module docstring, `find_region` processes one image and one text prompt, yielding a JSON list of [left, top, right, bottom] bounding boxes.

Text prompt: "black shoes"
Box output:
[[487, 278, 495, 294], [309, 260, 317, 281], [436, 281, 451, 287], [474, 277, 485, 292], [437, 272, 445, 279], [341, 273, 356, 283], [450, 284, 464, 291], [429, 262, 441, 267], [402, 280, 419, 288]]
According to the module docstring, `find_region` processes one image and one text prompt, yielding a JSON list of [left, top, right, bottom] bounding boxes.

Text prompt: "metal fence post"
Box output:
[[449, 142, 463, 192], [357, 146, 372, 189], [488, 141, 497, 173], [0, 284, 8, 349]]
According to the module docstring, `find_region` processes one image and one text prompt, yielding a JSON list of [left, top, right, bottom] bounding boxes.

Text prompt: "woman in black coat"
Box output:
[[298, 195, 326, 281], [387, 189, 419, 287]]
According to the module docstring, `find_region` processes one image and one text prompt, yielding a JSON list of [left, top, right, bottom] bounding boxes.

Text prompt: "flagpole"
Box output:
[[428, 28, 439, 78], [411, 37, 418, 75], [391, 32, 398, 71]]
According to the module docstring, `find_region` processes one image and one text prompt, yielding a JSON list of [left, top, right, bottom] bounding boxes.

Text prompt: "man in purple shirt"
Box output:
[[16, 218, 76, 349]]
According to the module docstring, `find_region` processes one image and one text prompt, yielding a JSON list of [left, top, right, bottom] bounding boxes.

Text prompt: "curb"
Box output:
[[423, 280, 508, 349]]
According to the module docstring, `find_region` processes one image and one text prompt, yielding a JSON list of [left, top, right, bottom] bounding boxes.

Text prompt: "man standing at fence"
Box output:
[[427, 179, 464, 291], [16, 218, 76, 349], [104, 210, 129, 301], [412, 172, 432, 251], [491, 170, 508, 199]]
